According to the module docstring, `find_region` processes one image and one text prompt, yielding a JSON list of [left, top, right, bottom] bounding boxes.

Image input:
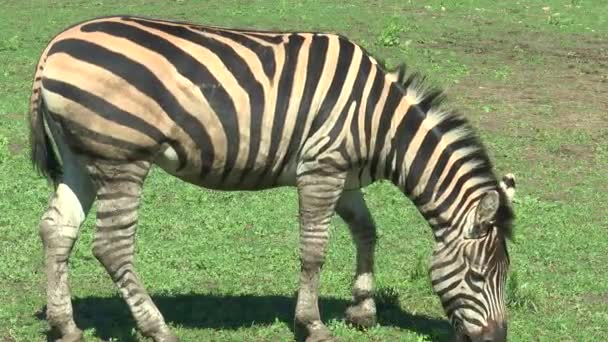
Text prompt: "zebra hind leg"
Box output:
[[89, 160, 177, 342], [39, 155, 96, 341], [335, 190, 377, 329], [293, 167, 345, 342]]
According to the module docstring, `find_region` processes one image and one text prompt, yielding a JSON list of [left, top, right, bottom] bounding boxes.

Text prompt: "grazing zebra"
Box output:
[[29, 15, 516, 342]]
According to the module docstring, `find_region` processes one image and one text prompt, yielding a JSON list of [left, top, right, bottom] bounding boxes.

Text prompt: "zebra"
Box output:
[[28, 15, 516, 342]]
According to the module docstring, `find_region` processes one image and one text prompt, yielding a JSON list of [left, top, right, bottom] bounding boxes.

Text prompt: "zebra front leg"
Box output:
[[294, 169, 345, 342], [336, 190, 377, 329], [39, 166, 96, 341], [90, 161, 177, 342]]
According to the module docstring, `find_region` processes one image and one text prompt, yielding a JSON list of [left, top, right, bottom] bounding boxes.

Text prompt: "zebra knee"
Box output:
[[300, 251, 327, 270], [91, 239, 115, 270], [91, 233, 135, 277], [39, 217, 55, 247], [299, 237, 329, 269], [39, 217, 80, 258]]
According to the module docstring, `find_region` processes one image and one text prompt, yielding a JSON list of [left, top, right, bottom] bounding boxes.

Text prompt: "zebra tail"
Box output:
[[29, 59, 61, 183]]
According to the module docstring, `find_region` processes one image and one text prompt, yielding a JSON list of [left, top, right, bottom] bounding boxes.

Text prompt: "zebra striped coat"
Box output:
[[29, 15, 515, 342]]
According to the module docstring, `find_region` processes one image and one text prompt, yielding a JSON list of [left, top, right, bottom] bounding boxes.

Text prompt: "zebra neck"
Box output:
[[377, 103, 497, 240], [412, 166, 500, 239]]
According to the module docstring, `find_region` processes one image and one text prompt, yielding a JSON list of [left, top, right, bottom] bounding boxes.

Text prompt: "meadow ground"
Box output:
[[0, 1, 606, 341]]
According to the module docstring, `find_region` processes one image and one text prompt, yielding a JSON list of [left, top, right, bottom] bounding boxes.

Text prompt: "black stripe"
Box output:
[[343, 56, 372, 159], [97, 192, 139, 200], [183, 25, 277, 79], [239, 32, 285, 44], [123, 19, 268, 182], [445, 198, 479, 244], [258, 34, 305, 182], [81, 21, 241, 178], [435, 279, 461, 298], [113, 267, 134, 286], [435, 158, 489, 204], [318, 57, 371, 154], [413, 138, 478, 206], [202, 26, 285, 44], [445, 180, 495, 226], [46, 109, 150, 158], [403, 124, 435, 192], [451, 192, 483, 234], [309, 37, 355, 135], [105, 230, 137, 244], [369, 85, 402, 179], [48, 38, 213, 175], [363, 68, 385, 153], [424, 176, 494, 222], [464, 272, 484, 293], [429, 250, 461, 272], [357, 67, 385, 181], [317, 53, 372, 161], [405, 115, 469, 194], [444, 296, 485, 314], [387, 103, 425, 184], [96, 206, 137, 220], [96, 220, 138, 232], [461, 316, 485, 329], [349, 59, 374, 164], [79, 23, 236, 176], [275, 35, 329, 178], [43, 79, 165, 143], [94, 175, 144, 185], [132, 297, 147, 307], [446, 303, 485, 323], [431, 261, 466, 287]]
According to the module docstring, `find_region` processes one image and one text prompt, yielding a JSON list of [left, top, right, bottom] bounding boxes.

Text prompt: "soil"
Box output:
[[424, 26, 607, 205], [581, 292, 608, 305]]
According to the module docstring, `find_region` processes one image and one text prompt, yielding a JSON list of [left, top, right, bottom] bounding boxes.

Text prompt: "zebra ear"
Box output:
[[466, 190, 500, 239], [499, 173, 516, 203]]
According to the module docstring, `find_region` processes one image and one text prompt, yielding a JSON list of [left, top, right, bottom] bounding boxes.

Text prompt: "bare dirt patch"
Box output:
[[581, 293, 608, 306], [3, 113, 24, 121], [8, 142, 24, 155], [556, 144, 595, 160], [439, 28, 608, 144], [427, 27, 607, 205]]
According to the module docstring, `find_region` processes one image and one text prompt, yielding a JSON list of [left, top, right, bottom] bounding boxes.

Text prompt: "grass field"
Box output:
[[1, 0, 607, 341]]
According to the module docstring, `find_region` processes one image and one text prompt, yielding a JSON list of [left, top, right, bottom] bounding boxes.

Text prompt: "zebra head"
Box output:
[[430, 174, 516, 342]]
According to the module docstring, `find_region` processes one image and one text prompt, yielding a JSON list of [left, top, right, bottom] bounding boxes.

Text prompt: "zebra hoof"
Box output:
[[294, 320, 336, 342], [305, 325, 337, 342], [345, 299, 377, 329]]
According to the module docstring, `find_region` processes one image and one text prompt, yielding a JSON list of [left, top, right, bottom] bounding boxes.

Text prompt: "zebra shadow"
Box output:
[[36, 293, 454, 341]]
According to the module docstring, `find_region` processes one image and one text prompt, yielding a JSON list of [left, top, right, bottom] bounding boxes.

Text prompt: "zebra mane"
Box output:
[[387, 62, 515, 240]]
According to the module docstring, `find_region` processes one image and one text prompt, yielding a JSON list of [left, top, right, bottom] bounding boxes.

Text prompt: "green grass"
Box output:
[[1, 0, 607, 341]]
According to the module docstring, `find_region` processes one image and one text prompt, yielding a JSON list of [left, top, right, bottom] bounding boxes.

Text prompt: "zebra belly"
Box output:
[[153, 143, 299, 191], [154, 144, 372, 192]]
